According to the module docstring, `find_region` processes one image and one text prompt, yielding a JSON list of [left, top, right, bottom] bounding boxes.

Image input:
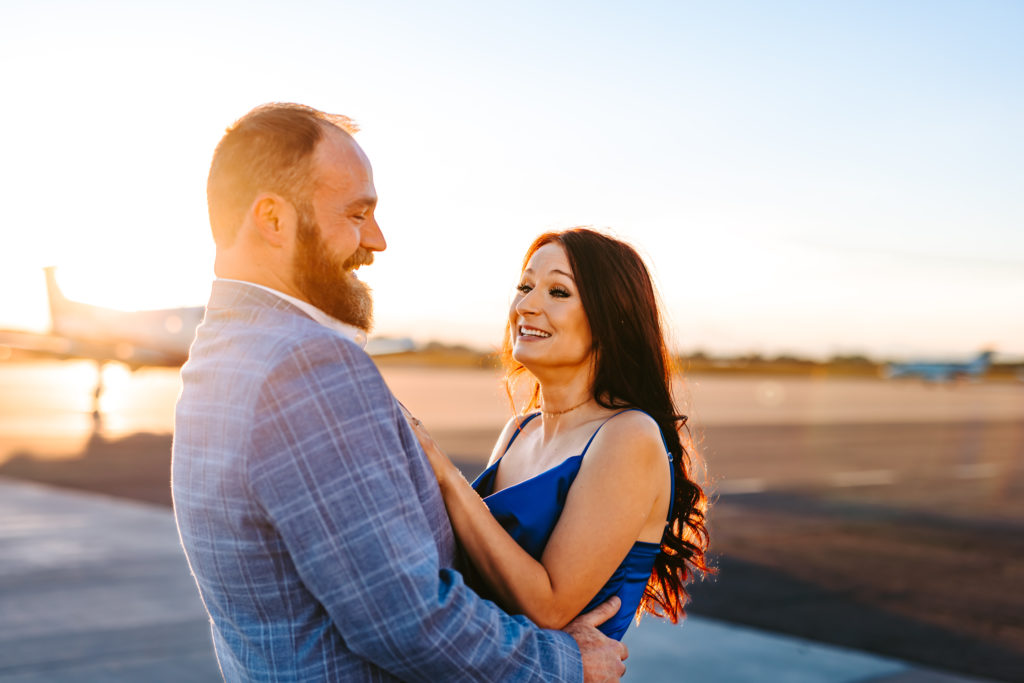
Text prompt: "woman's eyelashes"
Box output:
[[515, 282, 571, 298]]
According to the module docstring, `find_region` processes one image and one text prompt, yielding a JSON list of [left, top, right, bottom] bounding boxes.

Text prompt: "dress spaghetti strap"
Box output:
[[579, 408, 676, 523], [501, 412, 542, 455]]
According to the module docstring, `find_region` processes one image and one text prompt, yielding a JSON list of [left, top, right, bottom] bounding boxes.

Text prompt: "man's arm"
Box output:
[[248, 335, 584, 682]]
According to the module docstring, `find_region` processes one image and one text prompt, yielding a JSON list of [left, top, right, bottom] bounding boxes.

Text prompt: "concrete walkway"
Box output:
[[0, 478, 996, 682]]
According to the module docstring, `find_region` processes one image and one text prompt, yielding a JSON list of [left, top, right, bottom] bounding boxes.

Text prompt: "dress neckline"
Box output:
[[479, 407, 676, 525], [483, 409, 632, 499], [478, 452, 584, 501]]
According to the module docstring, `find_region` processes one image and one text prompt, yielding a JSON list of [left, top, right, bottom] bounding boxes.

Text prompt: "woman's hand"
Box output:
[[400, 406, 459, 490]]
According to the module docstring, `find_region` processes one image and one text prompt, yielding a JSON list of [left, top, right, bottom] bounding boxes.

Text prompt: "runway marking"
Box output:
[[715, 464, 998, 496], [717, 478, 767, 495], [829, 469, 896, 488], [955, 463, 998, 479]]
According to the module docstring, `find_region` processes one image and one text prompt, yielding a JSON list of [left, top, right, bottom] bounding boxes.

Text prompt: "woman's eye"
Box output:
[[550, 287, 570, 298], [516, 284, 533, 294]]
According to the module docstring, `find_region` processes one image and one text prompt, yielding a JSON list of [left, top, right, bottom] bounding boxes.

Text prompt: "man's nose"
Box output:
[[362, 217, 386, 252]]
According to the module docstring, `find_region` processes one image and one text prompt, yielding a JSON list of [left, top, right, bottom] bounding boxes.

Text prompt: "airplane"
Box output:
[[0, 267, 415, 408], [0, 267, 205, 369], [0, 267, 207, 408], [883, 350, 994, 383]]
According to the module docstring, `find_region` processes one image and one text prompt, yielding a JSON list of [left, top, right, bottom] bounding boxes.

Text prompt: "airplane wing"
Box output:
[[0, 328, 186, 367], [3, 327, 419, 364], [0, 329, 76, 357]]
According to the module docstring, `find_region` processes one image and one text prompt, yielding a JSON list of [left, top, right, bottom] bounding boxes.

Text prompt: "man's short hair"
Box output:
[[207, 103, 358, 247]]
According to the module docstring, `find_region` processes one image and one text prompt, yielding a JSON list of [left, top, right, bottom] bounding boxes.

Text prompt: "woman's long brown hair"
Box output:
[[501, 228, 713, 622]]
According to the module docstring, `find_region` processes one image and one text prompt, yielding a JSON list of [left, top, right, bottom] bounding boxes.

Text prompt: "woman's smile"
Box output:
[[517, 324, 552, 341]]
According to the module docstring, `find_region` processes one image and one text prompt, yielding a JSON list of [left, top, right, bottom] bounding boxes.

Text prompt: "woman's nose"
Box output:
[[515, 290, 539, 316]]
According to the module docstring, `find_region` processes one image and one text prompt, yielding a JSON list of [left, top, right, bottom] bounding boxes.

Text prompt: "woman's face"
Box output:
[[509, 242, 593, 372]]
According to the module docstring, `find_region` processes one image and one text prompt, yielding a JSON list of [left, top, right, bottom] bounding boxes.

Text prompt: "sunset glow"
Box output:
[[2, 1, 1021, 359]]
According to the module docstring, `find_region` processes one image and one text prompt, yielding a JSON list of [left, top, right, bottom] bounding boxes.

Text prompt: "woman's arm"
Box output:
[[409, 411, 670, 629]]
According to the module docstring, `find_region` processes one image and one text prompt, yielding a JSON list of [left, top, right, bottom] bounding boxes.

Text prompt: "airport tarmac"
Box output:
[[0, 478, 994, 682], [0, 361, 1022, 680]]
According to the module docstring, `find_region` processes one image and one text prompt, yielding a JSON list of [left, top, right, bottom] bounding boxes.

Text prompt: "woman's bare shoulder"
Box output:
[[582, 409, 667, 470], [602, 409, 664, 442]]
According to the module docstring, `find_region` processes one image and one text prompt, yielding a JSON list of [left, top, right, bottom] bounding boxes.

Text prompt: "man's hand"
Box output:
[[400, 406, 460, 490], [563, 597, 628, 683]]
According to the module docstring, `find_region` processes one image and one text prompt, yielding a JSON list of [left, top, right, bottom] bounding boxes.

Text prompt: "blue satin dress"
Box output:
[[470, 409, 674, 640]]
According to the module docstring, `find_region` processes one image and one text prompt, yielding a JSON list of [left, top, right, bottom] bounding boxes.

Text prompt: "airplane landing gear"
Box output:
[[92, 360, 106, 422]]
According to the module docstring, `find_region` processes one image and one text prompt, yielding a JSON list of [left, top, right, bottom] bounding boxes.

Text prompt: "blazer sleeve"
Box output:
[[247, 334, 582, 683]]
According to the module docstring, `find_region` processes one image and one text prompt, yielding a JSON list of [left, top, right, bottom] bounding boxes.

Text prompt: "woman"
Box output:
[[407, 228, 711, 640]]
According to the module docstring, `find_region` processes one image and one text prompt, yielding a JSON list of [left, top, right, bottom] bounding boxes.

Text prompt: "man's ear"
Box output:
[[249, 193, 298, 248]]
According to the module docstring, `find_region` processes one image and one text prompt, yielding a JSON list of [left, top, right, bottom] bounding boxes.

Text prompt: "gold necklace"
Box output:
[[541, 396, 591, 418]]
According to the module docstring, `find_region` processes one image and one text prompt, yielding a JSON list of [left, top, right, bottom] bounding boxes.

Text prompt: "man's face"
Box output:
[[292, 130, 385, 329], [293, 208, 375, 329]]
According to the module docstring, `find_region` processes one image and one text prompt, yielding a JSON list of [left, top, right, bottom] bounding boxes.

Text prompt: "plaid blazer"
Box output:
[[172, 281, 580, 682]]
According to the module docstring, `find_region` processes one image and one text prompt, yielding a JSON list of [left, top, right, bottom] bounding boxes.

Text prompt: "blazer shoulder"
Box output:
[[270, 325, 378, 376]]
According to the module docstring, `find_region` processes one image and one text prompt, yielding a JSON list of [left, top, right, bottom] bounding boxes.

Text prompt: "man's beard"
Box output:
[[293, 209, 374, 331]]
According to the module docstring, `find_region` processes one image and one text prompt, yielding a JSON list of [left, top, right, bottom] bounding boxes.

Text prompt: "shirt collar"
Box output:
[[217, 278, 368, 349]]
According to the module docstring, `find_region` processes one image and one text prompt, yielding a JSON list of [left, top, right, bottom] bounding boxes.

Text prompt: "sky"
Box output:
[[1, 0, 1021, 359]]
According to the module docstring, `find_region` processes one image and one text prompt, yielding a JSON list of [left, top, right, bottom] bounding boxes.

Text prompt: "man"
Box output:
[[172, 103, 627, 681]]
